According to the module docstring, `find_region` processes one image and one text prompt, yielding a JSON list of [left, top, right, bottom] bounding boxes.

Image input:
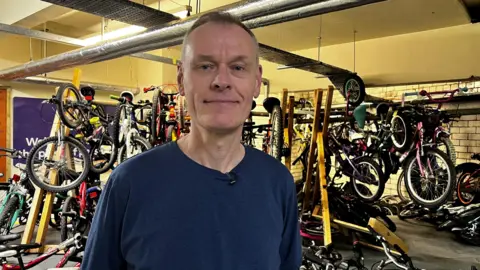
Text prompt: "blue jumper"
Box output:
[[81, 142, 301, 270]]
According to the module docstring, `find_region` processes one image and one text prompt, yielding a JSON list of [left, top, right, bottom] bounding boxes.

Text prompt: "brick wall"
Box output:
[[286, 78, 480, 196]]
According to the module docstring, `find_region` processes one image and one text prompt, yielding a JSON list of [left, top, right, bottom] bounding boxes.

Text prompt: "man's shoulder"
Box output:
[[111, 142, 179, 177], [245, 146, 292, 177]]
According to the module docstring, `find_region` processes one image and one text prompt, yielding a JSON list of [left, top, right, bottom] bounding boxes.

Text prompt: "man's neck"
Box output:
[[177, 125, 245, 174]]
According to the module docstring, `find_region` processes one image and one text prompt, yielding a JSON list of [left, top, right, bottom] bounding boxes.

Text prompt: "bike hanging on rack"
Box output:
[[144, 85, 183, 145], [26, 84, 118, 193], [110, 92, 153, 163]]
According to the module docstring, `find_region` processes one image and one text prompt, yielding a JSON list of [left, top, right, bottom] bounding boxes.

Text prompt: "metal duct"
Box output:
[[0, 0, 384, 80], [7, 76, 140, 94], [41, 0, 179, 28]]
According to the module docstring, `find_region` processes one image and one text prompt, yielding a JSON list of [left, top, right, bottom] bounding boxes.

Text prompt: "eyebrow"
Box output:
[[193, 54, 251, 64]]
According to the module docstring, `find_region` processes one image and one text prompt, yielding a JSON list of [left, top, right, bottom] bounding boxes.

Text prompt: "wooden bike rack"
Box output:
[[296, 86, 409, 255], [21, 69, 82, 253]]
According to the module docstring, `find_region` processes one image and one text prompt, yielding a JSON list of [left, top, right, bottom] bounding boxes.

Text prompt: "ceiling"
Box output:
[[253, 0, 471, 51], [2, 0, 474, 52]]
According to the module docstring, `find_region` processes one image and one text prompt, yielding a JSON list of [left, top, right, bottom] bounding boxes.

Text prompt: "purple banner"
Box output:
[[13, 97, 116, 165]]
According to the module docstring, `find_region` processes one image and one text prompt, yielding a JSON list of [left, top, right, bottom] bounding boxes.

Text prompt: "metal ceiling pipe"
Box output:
[[0, 0, 384, 80], [0, 23, 177, 65], [6, 76, 140, 94]]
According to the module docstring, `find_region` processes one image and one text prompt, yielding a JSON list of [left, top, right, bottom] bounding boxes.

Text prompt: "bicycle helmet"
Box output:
[[120, 91, 134, 103], [80, 86, 96, 101]]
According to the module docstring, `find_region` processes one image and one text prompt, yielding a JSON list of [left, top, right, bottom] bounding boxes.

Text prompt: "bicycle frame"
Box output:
[[0, 234, 84, 270]]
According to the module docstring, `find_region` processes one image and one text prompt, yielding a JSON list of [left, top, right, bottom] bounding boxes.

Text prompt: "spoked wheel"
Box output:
[[117, 135, 152, 163], [0, 196, 19, 235], [26, 136, 90, 193], [60, 196, 80, 242], [89, 135, 117, 174], [343, 74, 366, 107], [457, 172, 477, 205], [166, 124, 180, 142], [112, 104, 129, 147], [350, 156, 385, 202], [437, 136, 456, 166], [150, 89, 164, 145], [268, 105, 284, 160], [56, 84, 83, 129], [396, 171, 411, 202], [404, 148, 455, 208], [390, 111, 412, 151]]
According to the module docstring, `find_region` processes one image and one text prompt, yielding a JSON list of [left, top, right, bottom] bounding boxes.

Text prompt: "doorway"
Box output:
[[0, 89, 7, 180]]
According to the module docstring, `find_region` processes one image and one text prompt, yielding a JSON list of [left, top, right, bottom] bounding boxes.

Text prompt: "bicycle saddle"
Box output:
[[0, 234, 20, 243], [0, 243, 42, 252], [263, 97, 281, 114], [251, 100, 256, 110], [120, 91, 134, 103], [80, 86, 95, 101], [471, 153, 480, 161], [376, 103, 389, 117]]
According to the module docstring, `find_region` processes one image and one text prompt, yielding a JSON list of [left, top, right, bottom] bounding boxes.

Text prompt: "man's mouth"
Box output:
[[204, 100, 239, 103]]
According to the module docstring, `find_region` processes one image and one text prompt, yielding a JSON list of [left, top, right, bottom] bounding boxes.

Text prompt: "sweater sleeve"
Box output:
[[279, 175, 302, 270], [81, 170, 129, 270]]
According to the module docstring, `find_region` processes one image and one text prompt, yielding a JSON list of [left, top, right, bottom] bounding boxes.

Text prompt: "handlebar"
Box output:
[[143, 86, 158, 93], [109, 95, 127, 103], [366, 225, 418, 270], [0, 148, 25, 159]]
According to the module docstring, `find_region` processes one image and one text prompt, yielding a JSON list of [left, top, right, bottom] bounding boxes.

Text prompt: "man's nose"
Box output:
[[212, 65, 231, 91]]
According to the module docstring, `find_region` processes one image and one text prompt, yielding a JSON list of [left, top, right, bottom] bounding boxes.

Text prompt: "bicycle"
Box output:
[[110, 94, 153, 163], [456, 153, 480, 205], [367, 225, 424, 270], [26, 84, 118, 193], [144, 85, 183, 145], [0, 148, 34, 235], [0, 233, 85, 269]]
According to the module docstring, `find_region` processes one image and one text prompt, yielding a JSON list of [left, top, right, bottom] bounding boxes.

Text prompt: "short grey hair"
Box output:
[[180, 11, 259, 63]]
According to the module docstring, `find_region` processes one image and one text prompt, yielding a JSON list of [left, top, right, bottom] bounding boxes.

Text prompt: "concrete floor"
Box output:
[[3, 216, 480, 269]]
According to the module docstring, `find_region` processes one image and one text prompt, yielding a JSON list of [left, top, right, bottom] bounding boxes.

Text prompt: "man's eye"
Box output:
[[233, 65, 245, 71], [199, 64, 213, 70]]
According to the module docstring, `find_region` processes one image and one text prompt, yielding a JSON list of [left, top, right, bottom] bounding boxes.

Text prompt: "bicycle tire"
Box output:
[[60, 196, 79, 242], [404, 147, 456, 208], [0, 196, 19, 235], [166, 125, 177, 142], [438, 136, 456, 166], [350, 156, 385, 202], [396, 171, 410, 202], [150, 89, 163, 145], [343, 74, 366, 107], [56, 84, 83, 129], [269, 105, 283, 160], [89, 135, 117, 174], [456, 172, 476, 205], [117, 135, 152, 163], [26, 136, 91, 193], [391, 111, 412, 151], [112, 104, 127, 147]]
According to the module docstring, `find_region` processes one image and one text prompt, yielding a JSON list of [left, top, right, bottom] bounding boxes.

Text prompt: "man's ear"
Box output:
[[177, 62, 185, 96], [254, 64, 263, 98]]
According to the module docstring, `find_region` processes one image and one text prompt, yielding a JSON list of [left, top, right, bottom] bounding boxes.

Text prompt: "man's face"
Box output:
[[177, 22, 262, 134]]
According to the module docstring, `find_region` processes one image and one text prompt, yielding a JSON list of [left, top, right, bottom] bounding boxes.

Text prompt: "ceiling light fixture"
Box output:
[[82, 25, 147, 46]]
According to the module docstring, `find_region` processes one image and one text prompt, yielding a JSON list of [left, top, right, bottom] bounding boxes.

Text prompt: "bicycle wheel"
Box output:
[[390, 111, 412, 151], [56, 84, 83, 129], [0, 196, 19, 235], [117, 135, 152, 163], [26, 136, 90, 193], [60, 196, 79, 242], [150, 89, 163, 145], [112, 104, 128, 147], [404, 147, 455, 208], [396, 171, 410, 202], [437, 136, 456, 166], [166, 125, 178, 142], [89, 135, 117, 174], [350, 156, 385, 202], [343, 74, 366, 107], [456, 172, 477, 205], [268, 105, 283, 160]]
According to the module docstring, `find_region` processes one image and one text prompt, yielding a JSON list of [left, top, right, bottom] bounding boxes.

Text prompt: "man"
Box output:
[[81, 11, 301, 270]]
